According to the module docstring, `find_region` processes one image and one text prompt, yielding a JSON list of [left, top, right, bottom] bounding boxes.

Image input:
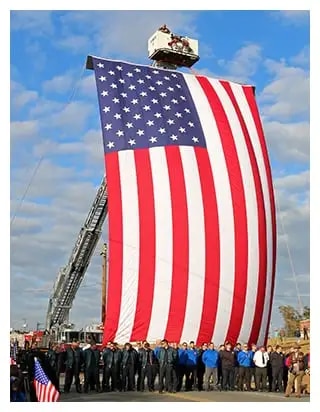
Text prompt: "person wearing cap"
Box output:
[[219, 342, 236, 391], [284, 345, 305, 398], [253, 345, 269, 392]]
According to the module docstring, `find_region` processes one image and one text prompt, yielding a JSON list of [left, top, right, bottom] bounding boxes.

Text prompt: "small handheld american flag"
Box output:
[[34, 357, 60, 402]]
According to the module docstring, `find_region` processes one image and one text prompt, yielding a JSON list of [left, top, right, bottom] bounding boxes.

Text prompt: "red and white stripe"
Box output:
[[34, 380, 60, 402], [103, 72, 276, 346]]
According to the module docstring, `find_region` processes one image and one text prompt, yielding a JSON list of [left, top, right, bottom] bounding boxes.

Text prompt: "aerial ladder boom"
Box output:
[[46, 177, 108, 330]]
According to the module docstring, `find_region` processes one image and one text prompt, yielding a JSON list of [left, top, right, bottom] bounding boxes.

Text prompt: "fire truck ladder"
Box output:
[[46, 177, 108, 330]]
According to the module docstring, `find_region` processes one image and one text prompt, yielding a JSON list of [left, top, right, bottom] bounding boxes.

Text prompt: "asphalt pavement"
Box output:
[[60, 388, 310, 403]]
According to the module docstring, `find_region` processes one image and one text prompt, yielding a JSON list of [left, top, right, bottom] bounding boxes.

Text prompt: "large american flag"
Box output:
[[34, 357, 60, 402], [92, 56, 276, 346]]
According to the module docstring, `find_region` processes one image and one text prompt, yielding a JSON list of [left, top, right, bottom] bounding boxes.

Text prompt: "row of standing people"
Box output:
[[44, 338, 310, 397]]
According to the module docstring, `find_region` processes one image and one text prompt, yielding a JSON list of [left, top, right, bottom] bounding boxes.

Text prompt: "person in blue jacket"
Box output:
[[177, 342, 188, 391], [202, 343, 220, 391], [237, 343, 254, 391]]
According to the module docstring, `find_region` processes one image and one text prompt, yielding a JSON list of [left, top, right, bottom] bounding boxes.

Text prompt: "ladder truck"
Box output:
[[45, 176, 108, 337]]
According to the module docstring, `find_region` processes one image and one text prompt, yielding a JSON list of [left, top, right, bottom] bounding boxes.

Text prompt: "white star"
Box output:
[[176, 84, 182, 88], [179, 127, 186, 133], [154, 112, 162, 118], [163, 105, 171, 111], [137, 79, 145, 84], [126, 122, 134, 128], [120, 92, 128, 98], [123, 107, 130, 113], [192, 136, 199, 143], [136, 129, 144, 136], [97, 62, 104, 68], [140, 91, 147, 97], [129, 85, 136, 90], [143, 105, 151, 111], [184, 108, 191, 113], [101, 90, 108, 96], [134, 67, 141, 72], [107, 141, 114, 148], [116, 65, 123, 71], [167, 119, 175, 125], [153, 70, 159, 74], [114, 113, 121, 119], [108, 70, 115, 75], [167, 87, 174, 91], [175, 112, 182, 118], [170, 134, 178, 141], [180, 95, 186, 101], [99, 76, 106, 82], [104, 123, 112, 130], [127, 72, 133, 77], [158, 127, 166, 134], [171, 73, 177, 77], [156, 80, 163, 85], [171, 99, 178, 104], [160, 92, 167, 97], [146, 75, 152, 79], [149, 136, 157, 143], [128, 138, 136, 145], [149, 86, 156, 91], [112, 97, 120, 103], [151, 98, 158, 104], [188, 121, 194, 127], [119, 79, 125, 84], [146, 120, 154, 126], [103, 106, 110, 113], [110, 83, 117, 89], [134, 113, 141, 120], [164, 76, 170, 80], [116, 130, 124, 137], [131, 98, 138, 105]]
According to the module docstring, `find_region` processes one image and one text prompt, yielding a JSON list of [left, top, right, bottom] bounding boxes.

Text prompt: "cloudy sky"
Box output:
[[9, 8, 310, 332]]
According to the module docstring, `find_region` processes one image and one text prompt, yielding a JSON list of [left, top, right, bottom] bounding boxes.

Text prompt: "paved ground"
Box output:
[[60, 389, 310, 403]]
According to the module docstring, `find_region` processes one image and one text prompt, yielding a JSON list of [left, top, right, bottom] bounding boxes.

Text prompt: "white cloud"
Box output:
[[11, 81, 38, 110], [10, 11, 55, 35], [42, 72, 75, 94], [218, 44, 262, 83], [263, 120, 309, 163], [259, 59, 309, 120], [11, 120, 39, 141], [270, 10, 310, 26]]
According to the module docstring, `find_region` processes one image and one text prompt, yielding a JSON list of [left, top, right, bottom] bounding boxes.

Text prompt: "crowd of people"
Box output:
[[10, 335, 310, 401]]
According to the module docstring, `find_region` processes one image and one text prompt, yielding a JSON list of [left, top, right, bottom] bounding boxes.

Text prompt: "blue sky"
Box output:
[[9, 9, 310, 333]]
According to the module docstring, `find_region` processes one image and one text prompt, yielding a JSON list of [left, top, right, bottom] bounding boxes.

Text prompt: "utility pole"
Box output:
[[100, 243, 107, 325]]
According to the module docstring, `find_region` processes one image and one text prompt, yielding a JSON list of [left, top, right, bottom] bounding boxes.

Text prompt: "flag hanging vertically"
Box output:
[[91, 56, 276, 346], [34, 357, 60, 402]]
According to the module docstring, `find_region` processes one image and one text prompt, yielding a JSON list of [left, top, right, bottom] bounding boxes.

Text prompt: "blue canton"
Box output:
[[34, 359, 49, 385], [92, 57, 207, 153]]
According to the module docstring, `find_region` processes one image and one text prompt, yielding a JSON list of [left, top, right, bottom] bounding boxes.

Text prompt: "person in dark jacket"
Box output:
[[157, 339, 177, 393], [139, 342, 157, 391], [64, 339, 83, 393], [121, 343, 138, 391], [237, 343, 253, 391], [102, 341, 122, 392], [186, 341, 198, 391], [220, 342, 236, 391], [83, 341, 101, 393], [46, 342, 61, 391], [266, 345, 273, 391], [269, 345, 284, 392], [196, 343, 207, 391]]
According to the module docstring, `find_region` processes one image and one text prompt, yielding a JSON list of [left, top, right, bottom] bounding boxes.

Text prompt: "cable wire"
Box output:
[[10, 61, 87, 228]]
